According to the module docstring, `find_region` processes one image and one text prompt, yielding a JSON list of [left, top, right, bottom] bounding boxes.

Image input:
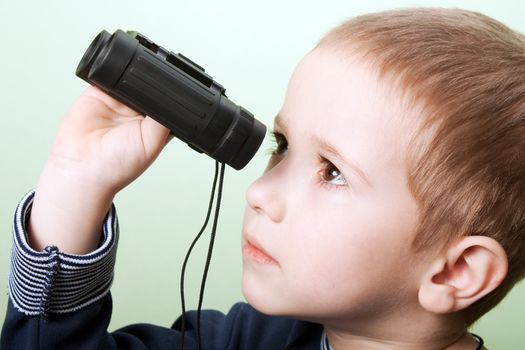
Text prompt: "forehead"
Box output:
[[278, 48, 416, 172]]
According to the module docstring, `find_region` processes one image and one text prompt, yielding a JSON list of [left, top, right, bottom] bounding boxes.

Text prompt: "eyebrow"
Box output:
[[274, 114, 372, 187]]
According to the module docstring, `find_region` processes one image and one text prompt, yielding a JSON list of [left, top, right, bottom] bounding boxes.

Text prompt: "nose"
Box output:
[[245, 165, 286, 223]]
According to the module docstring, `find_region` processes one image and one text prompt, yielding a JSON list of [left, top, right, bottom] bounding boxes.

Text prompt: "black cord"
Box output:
[[179, 161, 220, 349], [196, 162, 225, 349], [471, 332, 484, 350]]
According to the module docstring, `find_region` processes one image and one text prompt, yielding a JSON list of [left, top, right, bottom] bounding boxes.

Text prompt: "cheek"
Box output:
[[284, 195, 417, 295], [280, 210, 367, 292]]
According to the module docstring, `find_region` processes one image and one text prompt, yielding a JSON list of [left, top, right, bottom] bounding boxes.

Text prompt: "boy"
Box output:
[[2, 7, 524, 349]]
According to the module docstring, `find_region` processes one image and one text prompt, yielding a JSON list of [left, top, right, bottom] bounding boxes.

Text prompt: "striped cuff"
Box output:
[[8, 191, 119, 316]]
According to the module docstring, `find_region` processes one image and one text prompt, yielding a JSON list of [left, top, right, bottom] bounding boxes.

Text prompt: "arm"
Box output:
[[2, 191, 119, 349], [1, 87, 172, 349]]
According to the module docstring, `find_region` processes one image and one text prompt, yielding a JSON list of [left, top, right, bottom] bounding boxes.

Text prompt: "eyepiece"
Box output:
[[228, 113, 267, 170]]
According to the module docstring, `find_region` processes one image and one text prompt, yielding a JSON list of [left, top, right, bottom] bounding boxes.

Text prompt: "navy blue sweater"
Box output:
[[1, 192, 324, 349]]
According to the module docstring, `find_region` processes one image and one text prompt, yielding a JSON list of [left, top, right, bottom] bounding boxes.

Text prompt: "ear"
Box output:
[[418, 236, 508, 314]]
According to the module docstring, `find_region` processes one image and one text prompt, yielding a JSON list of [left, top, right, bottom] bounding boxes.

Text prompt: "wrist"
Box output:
[[28, 160, 116, 255]]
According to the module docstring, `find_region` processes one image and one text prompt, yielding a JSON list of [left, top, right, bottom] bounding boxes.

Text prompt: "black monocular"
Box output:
[[76, 30, 266, 170]]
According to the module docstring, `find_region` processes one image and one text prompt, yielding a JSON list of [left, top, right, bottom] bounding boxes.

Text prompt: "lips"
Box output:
[[242, 237, 277, 265]]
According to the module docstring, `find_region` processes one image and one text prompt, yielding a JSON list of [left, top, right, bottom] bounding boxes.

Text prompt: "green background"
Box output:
[[1, 0, 523, 348]]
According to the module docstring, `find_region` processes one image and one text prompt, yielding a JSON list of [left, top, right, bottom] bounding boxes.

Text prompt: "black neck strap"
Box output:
[[179, 161, 226, 350]]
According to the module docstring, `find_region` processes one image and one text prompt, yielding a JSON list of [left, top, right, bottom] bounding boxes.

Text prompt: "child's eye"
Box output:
[[268, 131, 347, 190], [269, 131, 288, 157], [319, 157, 347, 188]]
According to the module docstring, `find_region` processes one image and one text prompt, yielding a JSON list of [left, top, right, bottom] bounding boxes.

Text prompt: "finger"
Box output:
[[83, 86, 141, 116]]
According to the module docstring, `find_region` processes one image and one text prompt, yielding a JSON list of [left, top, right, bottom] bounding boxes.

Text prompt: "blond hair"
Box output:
[[318, 8, 525, 324]]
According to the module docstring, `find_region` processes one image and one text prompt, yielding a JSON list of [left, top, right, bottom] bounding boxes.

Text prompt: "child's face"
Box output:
[[242, 48, 426, 324]]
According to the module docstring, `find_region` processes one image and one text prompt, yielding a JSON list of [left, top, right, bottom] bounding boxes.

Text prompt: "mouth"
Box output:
[[242, 238, 278, 265]]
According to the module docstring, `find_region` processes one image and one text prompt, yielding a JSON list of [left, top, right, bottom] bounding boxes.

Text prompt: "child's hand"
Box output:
[[27, 87, 171, 254], [49, 86, 171, 193]]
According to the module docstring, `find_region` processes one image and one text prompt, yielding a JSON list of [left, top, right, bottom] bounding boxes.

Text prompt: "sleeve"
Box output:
[[1, 190, 122, 350], [7, 191, 118, 317]]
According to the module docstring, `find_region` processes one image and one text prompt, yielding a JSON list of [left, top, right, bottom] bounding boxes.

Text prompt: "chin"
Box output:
[[242, 274, 284, 316], [241, 275, 309, 320]]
